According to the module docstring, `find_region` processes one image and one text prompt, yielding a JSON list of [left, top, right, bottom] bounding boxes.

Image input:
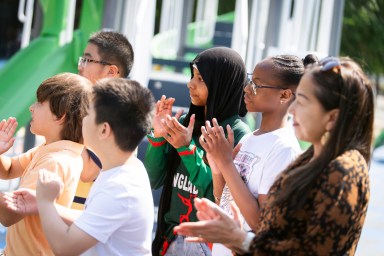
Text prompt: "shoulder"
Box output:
[[221, 115, 251, 134], [326, 150, 368, 185]]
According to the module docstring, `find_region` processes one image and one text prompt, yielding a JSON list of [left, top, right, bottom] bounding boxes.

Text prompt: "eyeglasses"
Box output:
[[246, 74, 288, 95], [78, 56, 112, 68], [319, 57, 341, 74]]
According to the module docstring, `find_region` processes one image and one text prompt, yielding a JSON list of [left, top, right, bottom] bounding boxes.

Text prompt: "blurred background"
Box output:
[[0, 0, 383, 254]]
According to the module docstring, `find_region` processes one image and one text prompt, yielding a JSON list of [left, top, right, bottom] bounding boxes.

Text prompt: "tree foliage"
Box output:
[[340, 0, 384, 74]]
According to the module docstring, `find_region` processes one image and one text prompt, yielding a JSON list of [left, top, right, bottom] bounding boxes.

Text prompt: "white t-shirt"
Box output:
[[75, 157, 154, 256], [213, 127, 301, 255]]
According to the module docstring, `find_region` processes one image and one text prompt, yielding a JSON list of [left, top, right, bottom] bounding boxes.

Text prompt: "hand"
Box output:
[[232, 143, 242, 160], [199, 118, 234, 165], [160, 113, 195, 149], [3, 188, 38, 215], [174, 198, 245, 247], [152, 95, 177, 137], [36, 169, 63, 203], [0, 117, 18, 154]]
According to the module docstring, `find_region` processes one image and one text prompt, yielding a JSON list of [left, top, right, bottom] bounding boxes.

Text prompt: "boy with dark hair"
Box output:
[[0, 73, 91, 255], [36, 78, 155, 255], [78, 31, 134, 83], [75, 30, 135, 210]]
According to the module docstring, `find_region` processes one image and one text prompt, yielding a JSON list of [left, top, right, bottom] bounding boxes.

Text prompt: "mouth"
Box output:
[[244, 96, 250, 104]]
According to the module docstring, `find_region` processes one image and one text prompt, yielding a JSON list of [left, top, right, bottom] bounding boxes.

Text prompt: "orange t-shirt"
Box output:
[[4, 140, 83, 256]]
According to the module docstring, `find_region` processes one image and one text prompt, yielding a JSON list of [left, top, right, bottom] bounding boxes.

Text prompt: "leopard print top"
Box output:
[[248, 149, 369, 256]]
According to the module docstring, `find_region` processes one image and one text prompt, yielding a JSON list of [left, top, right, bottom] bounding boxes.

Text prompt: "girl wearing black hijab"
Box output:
[[145, 47, 251, 255]]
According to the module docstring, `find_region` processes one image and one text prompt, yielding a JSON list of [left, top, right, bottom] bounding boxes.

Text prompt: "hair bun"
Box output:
[[303, 54, 318, 67]]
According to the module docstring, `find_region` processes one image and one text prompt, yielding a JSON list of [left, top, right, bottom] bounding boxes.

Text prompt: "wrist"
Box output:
[[231, 229, 254, 254]]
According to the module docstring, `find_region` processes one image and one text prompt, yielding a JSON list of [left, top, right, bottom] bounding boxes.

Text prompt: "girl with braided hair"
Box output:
[[199, 54, 317, 255]]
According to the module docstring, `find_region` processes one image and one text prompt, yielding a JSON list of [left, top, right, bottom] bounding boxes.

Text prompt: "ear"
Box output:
[[99, 122, 112, 139], [107, 65, 120, 77], [56, 114, 66, 125], [280, 89, 294, 102], [325, 109, 339, 131]]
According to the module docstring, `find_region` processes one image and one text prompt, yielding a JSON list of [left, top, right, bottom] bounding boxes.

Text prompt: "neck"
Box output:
[[254, 113, 288, 135], [99, 149, 134, 171]]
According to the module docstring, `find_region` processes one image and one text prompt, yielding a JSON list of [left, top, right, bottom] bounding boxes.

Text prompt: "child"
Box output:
[[0, 73, 91, 255], [36, 78, 155, 255], [200, 55, 316, 255], [74, 30, 135, 210], [145, 47, 251, 255]]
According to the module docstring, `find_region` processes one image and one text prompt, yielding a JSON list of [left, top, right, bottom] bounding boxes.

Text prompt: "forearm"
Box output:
[[0, 192, 25, 226], [212, 173, 225, 205], [144, 136, 168, 188], [218, 160, 261, 231], [0, 155, 12, 179], [38, 201, 73, 252], [178, 141, 213, 192], [55, 203, 82, 225]]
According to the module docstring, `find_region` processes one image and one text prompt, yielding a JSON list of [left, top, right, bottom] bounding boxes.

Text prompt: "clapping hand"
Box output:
[[0, 117, 18, 155], [160, 112, 195, 149], [152, 95, 176, 138], [36, 169, 63, 203], [174, 198, 242, 246], [199, 118, 234, 166], [3, 188, 38, 215]]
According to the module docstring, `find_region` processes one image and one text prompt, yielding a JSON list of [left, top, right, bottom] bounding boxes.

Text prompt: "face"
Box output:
[[82, 98, 99, 150], [288, 73, 329, 145], [244, 60, 285, 113], [29, 101, 59, 137], [78, 43, 110, 84], [187, 67, 208, 106]]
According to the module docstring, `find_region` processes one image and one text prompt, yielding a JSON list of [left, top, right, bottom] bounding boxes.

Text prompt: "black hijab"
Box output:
[[185, 47, 247, 133], [152, 47, 247, 254]]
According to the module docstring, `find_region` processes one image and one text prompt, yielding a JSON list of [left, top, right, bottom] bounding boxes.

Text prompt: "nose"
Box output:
[[287, 100, 296, 114], [187, 80, 194, 89], [29, 103, 35, 112], [244, 81, 251, 94]]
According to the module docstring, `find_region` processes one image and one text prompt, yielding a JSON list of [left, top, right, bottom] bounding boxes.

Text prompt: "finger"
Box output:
[[6, 138, 16, 149], [0, 119, 5, 131], [187, 114, 195, 133], [162, 116, 177, 137], [170, 116, 185, 132], [174, 109, 184, 120], [164, 97, 175, 107], [205, 120, 214, 136], [200, 127, 213, 147], [226, 124, 234, 146], [211, 118, 224, 137], [232, 143, 242, 159], [196, 209, 213, 221], [5, 117, 17, 132]]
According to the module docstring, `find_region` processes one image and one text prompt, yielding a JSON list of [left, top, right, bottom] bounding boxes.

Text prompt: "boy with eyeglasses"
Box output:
[[74, 31, 135, 210]]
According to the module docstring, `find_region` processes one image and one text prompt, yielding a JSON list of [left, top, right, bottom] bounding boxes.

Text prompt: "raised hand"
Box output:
[[0, 117, 18, 154], [3, 188, 38, 215], [152, 95, 176, 138], [36, 169, 63, 203], [160, 113, 195, 149], [199, 118, 234, 164]]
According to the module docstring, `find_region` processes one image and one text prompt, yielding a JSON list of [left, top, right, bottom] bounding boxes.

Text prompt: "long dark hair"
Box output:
[[272, 57, 374, 209]]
